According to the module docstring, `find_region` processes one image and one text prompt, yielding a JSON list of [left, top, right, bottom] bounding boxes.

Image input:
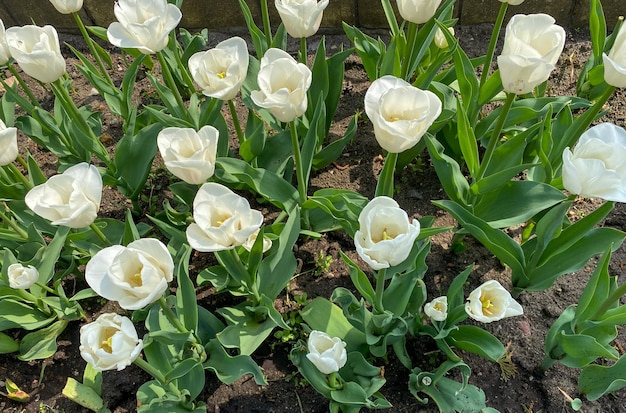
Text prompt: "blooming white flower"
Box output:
[[0, 119, 18, 166], [250, 48, 312, 122], [396, 0, 443, 24], [603, 24, 626, 88], [424, 296, 448, 321], [7, 263, 38, 290], [85, 238, 174, 310], [0, 19, 11, 65], [354, 196, 421, 270], [25, 163, 102, 228], [48, 0, 83, 13], [79, 313, 143, 371], [499, 0, 525, 4], [157, 126, 219, 185], [186, 183, 264, 252], [5, 25, 65, 83], [107, 0, 182, 54], [306, 330, 347, 374], [497, 14, 566, 95], [242, 229, 273, 253], [562, 123, 626, 202], [275, 0, 329, 38], [465, 280, 523, 323], [364, 75, 442, 154], [434, 26, 454, 49], [188, 36, 249, 101]]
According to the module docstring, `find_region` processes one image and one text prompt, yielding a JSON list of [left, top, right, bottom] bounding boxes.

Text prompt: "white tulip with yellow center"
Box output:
[[107, 0, 182, 54], [79, 313, 143, 371], [157, 126, 219, 185], [188, 36, 249, 101], [498, 0, 525, 4], [25, 163, 102, 228], [396, 0, 443, 24], [424, 296, 448, 321], [5, 24, 66, 83], [0, 119, 18, 166], [275, 0, 329, 38], [562, 123, 626, 202], [465, 280, 523, 323], [603, 24, 626, 88], [497, 14, 566, 95], [364, 75, 442, 154], [250, 48, 312, 122], [7, 263, 39, 290], [85, 239, 174, 310], [354, 196, 421, 270], [48, 0, 83, 14], [306, 330, 347, 375], [186, 183, 264, 252]]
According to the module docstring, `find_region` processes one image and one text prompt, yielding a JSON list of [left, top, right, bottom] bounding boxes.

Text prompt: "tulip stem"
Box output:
[[7, 163, 32, 189], [591, 262, 625, 320], [156, 51, 188, 120], [401, 22, 418, 81], [289, 121, 308, 203], [476, 92, 516, 181], [300, 37, 307, 65], [374, 268, 387, 313], [7, 64, 40, 107], [133, 357, 183, 397], [89, 222, 112, 246], [375, 151, 398, 198], [228, 99, 244, 145], [260, 0, 273, 46], [479, 2, 508, 91], [72, 12, 114, 88], [225, 248, 261, 303], [0, 208, 28, 239], [158, 297, 189, 335]]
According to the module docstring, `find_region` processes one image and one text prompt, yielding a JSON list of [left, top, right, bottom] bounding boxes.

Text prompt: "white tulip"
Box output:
[[0, 119, 18, 166], [107, 0, 182, 54], [5, 25, 65, 83], [79, 313, 143, 371], [250, 48, 312, 122], [7, 263, 38, 290], [25, 163, 102, 228], [187, 183, 264, 252], [562, 123, 626, 202], [157, 126, 218, 185], [497, 14, 566, 95], [242, 229, 273, 253], [354, 196, 421, 270], [465, 280, 523, 323], [396, 0, 443, 24], [424, 296, 448, 321], [188, 37, 249, 101], [434, 26, 454, 49], [275, 0, 329, 38], [85, 238, 174, 310], [499, 0, 525, 4], [603, 24, 626, 88], [306, 330, 347, 375], [364, 75, 442, 153], [48, 0, 83, 14], [0, 20, 11, 65]]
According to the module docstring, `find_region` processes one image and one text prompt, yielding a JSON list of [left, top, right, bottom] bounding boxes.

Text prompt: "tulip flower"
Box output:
[[25, 163, 102, 228], [424, 296, 448, 321], [562, 123, 626, 202], [434, 26, 454, 49], [188, 36, 249, 101], [186, 183, 264, 252], [499, 0, 525, 4], [7, 263, 38, 290], [603, 24, 626, 88], [275, 0, 329, 38], [396, 0, 443, 24], [48, 0, 83, 13], [107, 0, 182, 54], [251, 48, 312, 122], [306, 330, 347, 375], [157, 126, 219, 185], [497, 14, 566, 95], [79, 313, 143, 371], [465, 280, 523, 323], [242, 229, 273, 253], [0, 20, 10, 65], [354, 196, 421, 270], [5, 25, 65, 83], [0, 119, 18, 166], [364, 75, 442, 154], [85, 238, 174, 310]]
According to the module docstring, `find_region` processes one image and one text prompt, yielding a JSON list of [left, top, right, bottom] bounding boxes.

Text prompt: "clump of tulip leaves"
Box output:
[[1, 0, 626, 412]]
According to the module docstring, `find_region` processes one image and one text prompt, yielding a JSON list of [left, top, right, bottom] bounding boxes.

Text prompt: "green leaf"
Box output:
[[425, 135, 470, 205], [341, 251, 375, 304], [204, 338, 266, 385], [558, 331, 619, 368], [38, 225, 70, 284], [175, 245, 198, 333], [0, 332, 18, 354], [217, 306, 277, 355], [456, 98, 479, 178], [0, 299, 53, 331], [62, 378, 106, 412], [589, 0, 606, 63], [575, 247, 613, 321], [18, 320, 68, 361], [579, 355, 626, 401], [446, 325, 505, 362]]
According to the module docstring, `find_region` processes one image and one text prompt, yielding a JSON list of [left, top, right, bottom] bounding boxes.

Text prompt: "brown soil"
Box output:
[[1, 24, 626, 413]]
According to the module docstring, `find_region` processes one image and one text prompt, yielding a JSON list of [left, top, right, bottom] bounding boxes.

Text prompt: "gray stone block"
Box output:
[[2, 0, 92, 30], [459, 0, 571, 26]]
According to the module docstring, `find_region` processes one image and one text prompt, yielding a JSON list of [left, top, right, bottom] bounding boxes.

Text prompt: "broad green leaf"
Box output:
[[425, 135, 470, 204], [341, 251, 375, 304], [579, 355, 626, 401], [446, 325, 505, 362], [175, 245, 198, 333], [456, 98, 479, 178], [558, 331, 619, 368], [62, 378, 106, 412], [0, 332, 18, 354], [18, 320, 68, 361]]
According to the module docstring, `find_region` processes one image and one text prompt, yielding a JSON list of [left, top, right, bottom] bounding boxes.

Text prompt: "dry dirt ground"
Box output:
[[1, 24, 626, 413]]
